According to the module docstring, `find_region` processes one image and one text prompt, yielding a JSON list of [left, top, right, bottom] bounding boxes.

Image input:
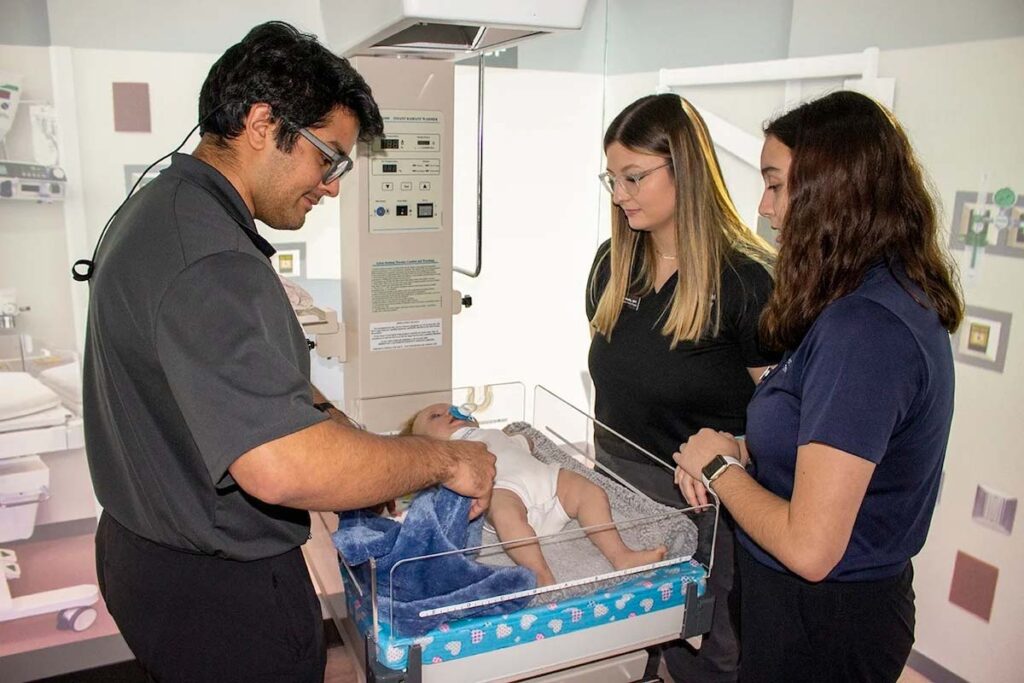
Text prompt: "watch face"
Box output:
[[702, 454, 727, 480]]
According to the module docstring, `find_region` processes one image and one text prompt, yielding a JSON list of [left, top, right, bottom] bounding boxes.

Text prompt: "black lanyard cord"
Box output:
[[72, 103, 227, 283]]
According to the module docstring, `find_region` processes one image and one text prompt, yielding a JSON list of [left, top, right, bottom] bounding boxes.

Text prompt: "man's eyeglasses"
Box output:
[[296, 127, 353, 185], [598, 160, 672, 197]]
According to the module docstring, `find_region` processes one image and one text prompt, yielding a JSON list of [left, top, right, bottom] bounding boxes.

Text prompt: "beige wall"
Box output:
[[885, 37, 1024, 683]]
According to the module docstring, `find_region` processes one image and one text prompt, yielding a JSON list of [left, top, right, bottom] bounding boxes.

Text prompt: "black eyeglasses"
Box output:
[[296, 127, 353, 184]]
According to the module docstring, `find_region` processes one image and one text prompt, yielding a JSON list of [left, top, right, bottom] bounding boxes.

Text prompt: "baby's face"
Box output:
[[412, 403, 476, 439]]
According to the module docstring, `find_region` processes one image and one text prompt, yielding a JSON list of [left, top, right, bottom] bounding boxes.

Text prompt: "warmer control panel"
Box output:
[[369, 110, 443, 233]]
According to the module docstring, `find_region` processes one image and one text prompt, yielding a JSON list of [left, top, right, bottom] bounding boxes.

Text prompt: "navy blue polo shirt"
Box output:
[[83, 153, 328, 561], [740, 261, 954, 581]]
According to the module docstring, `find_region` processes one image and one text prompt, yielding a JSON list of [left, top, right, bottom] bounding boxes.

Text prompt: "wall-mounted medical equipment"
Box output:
[[321, 0, 589, 423], [0, 74, 21, 143], [0, 72, 67, 203], [949, 186, 1024, 270], [0, 289, 30, 331], [0, 160, 66, 202]]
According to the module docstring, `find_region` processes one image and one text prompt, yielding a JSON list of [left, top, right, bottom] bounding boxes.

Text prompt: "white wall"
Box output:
[[45, 0, 327, 53], [69, 49, 214, 255], [789, 0, 1024, 57], [880, 37, 1024, 683], [451, 66, 605, 414]]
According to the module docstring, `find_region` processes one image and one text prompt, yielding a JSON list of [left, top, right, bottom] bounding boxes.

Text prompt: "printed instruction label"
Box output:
[[371, 259, 441, 313], [370, 318, 442, 351]]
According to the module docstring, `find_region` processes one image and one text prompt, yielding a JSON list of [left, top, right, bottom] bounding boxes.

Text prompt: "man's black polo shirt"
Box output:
[[83, 153, 328, 560]]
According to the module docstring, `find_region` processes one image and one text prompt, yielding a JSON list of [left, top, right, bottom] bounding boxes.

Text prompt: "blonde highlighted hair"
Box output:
[[590, 94, 774, 348]]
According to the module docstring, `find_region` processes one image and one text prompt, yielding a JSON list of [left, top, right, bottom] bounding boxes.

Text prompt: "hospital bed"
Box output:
[[333, 385, 719, 683], [0, 364, 99, 634]]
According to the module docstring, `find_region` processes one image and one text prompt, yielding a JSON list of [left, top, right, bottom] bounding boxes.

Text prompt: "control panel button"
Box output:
[[419, 181, 431, 191], [416, 203, 434, 218], [382, 182, 393, 191], [396, 205, 409, 216], [400, 182, 413, 191], [375, 206, 386, 217]]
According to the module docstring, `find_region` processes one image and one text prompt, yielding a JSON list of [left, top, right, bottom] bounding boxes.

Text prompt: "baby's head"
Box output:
[[403, 403, 477, 439]]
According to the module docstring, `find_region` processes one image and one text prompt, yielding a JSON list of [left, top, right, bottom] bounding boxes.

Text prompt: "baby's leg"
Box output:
[[556, 470, 667, 571], [488, 489, 557, 587]]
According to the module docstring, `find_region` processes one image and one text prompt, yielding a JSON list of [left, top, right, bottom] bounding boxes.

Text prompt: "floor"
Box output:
[[38, 633, 932, 682], [0, 532, 119, 658], [322, 636, 933, 683]]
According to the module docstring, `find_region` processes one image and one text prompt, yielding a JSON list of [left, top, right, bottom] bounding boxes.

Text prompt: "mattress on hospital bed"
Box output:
[[37, 361, 83, 416], [341, 422, 706, 671], [0, 372, 62, 421]]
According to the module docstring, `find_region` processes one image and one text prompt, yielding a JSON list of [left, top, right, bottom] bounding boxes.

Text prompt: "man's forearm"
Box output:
[[231, 420, 458, 511]]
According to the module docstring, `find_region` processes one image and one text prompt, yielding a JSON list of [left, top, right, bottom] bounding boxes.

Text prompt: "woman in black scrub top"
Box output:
[[586, 94, 777, 683]]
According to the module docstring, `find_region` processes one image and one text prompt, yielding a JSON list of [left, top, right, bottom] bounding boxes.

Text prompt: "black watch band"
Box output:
[[313, 402, 335, 414]]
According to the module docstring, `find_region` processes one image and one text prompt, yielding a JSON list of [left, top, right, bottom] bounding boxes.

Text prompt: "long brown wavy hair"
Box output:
[[759, 91, 963, 350], [590, 94, 774, 348]]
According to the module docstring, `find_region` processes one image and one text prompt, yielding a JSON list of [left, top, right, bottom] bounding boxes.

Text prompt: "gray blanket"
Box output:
[[476, 422, 699, 604]]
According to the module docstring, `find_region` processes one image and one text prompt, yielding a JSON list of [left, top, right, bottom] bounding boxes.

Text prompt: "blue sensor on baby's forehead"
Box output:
[[449, 405, 472, 421]]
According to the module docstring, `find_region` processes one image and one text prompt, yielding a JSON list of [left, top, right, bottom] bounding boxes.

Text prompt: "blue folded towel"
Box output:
[[333, 486, 536, 636]]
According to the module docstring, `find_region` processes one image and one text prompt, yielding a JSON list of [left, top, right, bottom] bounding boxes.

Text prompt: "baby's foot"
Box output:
[[534, 569, 557, 588], [610, 545, 667, 571]]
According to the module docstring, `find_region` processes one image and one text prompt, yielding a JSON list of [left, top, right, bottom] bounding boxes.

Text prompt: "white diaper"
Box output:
[[453, 426, 571, 537]]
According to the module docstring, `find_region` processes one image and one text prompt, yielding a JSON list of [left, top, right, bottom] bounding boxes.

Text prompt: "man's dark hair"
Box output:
[[198, 21, 384, 150]]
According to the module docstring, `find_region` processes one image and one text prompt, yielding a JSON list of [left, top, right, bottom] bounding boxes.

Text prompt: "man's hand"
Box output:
[[442, 440, 496, 520]]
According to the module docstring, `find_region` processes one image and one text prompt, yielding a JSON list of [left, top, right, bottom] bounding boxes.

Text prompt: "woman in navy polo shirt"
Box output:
[[673, 91, 963, 682]]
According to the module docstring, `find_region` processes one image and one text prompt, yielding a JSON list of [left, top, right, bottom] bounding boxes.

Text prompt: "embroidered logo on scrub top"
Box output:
[[623, 295, 641, 310]]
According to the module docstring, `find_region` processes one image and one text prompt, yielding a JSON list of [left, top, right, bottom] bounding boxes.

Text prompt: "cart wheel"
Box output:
[[57, 607, 98, 632]]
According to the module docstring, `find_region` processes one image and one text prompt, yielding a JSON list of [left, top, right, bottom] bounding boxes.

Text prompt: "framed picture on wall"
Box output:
[[952, 305, 1012, 372], [1006, 208, 1024, 253], [123, 163, 169, 194], [972, 484, 1017, 536], [967, 322, 991, 353], [948, 190, 1024, 258], [270, 242, 305, 279], [949, 192, 991, 252]]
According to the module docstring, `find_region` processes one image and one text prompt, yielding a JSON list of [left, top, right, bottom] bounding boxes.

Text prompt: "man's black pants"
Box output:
[[96, 512, 325, 682]]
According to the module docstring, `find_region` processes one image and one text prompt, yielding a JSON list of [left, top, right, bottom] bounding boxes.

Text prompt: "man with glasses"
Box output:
[[83, 22, 495, 682]]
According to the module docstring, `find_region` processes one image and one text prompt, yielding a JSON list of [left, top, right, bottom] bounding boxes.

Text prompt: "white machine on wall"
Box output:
[[0, 72, 66, 203], [319, 0, 592, 431]]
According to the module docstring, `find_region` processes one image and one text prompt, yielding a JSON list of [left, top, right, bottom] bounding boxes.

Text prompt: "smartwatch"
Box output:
[[701, 454, 743, 491]]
